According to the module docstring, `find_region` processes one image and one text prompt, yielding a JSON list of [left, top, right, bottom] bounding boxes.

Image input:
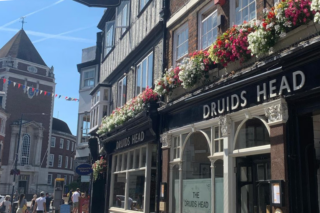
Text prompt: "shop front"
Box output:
[[160, 56, 320, 213], [101, 108, 159, 213]]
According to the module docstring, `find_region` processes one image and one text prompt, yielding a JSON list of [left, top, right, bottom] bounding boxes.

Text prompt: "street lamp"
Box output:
[[10, 113, 46, 212]]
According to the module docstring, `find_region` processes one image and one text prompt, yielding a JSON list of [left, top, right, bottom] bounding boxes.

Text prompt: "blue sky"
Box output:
[[0, 0, 105, 135]]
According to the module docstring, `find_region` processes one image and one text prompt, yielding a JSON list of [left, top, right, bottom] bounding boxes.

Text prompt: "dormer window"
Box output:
[[81, 68, 96, 89]]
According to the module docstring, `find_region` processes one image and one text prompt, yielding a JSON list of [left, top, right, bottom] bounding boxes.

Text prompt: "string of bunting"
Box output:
[[2, 78, 79, 102]]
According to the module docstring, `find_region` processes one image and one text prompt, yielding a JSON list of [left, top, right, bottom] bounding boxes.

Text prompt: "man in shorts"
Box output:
[[71, 188, 80, 213]]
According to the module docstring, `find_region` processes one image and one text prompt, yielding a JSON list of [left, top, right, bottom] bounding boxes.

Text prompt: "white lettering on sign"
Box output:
[[116, 131, 145, 150], [203, 71, 306, 119]]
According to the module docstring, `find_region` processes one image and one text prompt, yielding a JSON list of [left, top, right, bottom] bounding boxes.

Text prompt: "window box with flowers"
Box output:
[[92, 157, 107, 181]]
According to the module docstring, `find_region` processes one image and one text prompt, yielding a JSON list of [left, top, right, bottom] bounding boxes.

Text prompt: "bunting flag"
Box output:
[[1, 77, 79, 102]]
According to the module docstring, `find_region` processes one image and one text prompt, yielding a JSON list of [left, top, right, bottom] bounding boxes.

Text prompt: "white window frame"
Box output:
[[71, 142, 74, 151], [81, 113, 90, 142], [172, 136, 180, 160], [59, 139, 64, 149], [234, 0, 256, 26], [104, 20, 115, 57], [116, 0, 130, 35], [49, 154, 54, 167], [70, 157, 73, 170], [109, 144, 156, 212], [65, 156, 69, 168], [198, 2, 218, 50], [173, 23, 189, 67], [47, 174, 52, 185], [66, 140, 70, 150], [82, 69, 95, 88], [117, 76, 127, 107], [136, 52, 154, 96], [58, 155, 62, 168], [213, 125, 224, 155], [51, 137, 56, 147], [21, 134, 30, 166]]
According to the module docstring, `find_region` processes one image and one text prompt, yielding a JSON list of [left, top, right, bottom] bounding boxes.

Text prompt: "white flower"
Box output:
[[279, 31, 286, 38]]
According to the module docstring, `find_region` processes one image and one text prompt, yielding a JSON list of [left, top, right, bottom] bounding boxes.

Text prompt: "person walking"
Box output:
[[32, 191, 46, 213], [14, 191, 19, 202], [30, 195, 37, 212], [0, 195, 11, 213], [16, 194, 27, 213], [68, 190, 73, 205], [45, 194, 51, 213], [71, 188, 80, 213]]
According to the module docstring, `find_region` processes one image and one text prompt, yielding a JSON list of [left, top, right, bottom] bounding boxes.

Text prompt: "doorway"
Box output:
[[236, 154, 271, 213], [18, 181, 27, 194]]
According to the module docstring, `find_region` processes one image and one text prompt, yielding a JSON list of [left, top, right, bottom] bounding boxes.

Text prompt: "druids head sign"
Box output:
[[116, 131, 145, 150], [203, 70, 305, 119]]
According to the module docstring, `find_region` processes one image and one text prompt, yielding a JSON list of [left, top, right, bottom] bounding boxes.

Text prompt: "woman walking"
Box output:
[[30, 194, 37, 212], [16, 194, 27, 213], [1, 195, 11, 213]]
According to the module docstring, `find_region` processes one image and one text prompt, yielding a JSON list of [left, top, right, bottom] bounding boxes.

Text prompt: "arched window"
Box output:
[[21, 134, 30, 165], [182, 132, 211, 212], [235, 118, 270, 149]]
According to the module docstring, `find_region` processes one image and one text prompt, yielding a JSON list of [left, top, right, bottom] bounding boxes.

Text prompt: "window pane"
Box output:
[[214, 160, 224, 213], [114, 155, 118, 172], [249, 2, 256, 20], [242, 7, 249, 23], [151, 145, 157, 167], [236, 5, 241, 25], [242, 0, 248, 7], [128, 170, 145, 211], [148, 53, 153, 88], [123, 77, 127, 103], [112, 173, 126, 209], [257, 164, 265, 180], [173, 166, 179, 213], [104, 89, 109, 101], [220, 139, 224, 152], [129, 151, 134, 169], [141, 147, 147, 167], [142, 59, 147, 92], [123, 153, 127, 170], [215, 141, 219, 153], [135, 149, 140, 169], [103, 105, 108, 117], [136, 65, 141, 94]]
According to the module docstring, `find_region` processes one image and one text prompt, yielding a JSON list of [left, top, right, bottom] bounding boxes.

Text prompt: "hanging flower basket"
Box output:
[[10, 169, 20, 175], [92, 157, 107, 181]]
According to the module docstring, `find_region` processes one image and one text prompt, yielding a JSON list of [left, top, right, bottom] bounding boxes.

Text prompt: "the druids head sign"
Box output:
[[116, 131, 145, 150], [203, 70, 305, 119]]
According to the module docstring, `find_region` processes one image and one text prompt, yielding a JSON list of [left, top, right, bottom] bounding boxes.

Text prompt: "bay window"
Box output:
[[80, 114, 90, 143], [110, 144, 157, 212], [136, 52, 153, 95]]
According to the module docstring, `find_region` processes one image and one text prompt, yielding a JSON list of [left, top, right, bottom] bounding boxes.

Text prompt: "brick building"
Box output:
[[0, 30, 74, 196], [48, 118, 76, 189]]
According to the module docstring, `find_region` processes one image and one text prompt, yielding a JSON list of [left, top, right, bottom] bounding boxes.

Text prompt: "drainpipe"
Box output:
[[156, 1, 168, 213]]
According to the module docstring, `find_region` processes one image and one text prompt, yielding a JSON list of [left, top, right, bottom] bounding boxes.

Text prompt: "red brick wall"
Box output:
[[2, 76, 53, 167], [50, 134, 75, 171]]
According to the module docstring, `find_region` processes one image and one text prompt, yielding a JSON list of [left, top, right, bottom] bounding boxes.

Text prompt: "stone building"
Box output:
[[0, 29, 75, 196]]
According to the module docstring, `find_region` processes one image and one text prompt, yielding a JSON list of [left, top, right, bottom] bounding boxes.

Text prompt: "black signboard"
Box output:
[[166, 60, 320, 130], [73, 0, 121, 8]]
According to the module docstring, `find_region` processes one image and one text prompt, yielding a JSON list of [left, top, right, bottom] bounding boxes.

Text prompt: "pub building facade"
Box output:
[[159, 1, 320, 213], [83, 0, 168, 213]]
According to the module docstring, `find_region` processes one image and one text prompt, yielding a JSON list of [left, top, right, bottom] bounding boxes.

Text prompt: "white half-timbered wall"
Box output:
[[100, 0, 162, 82]]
